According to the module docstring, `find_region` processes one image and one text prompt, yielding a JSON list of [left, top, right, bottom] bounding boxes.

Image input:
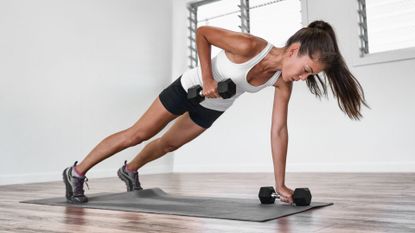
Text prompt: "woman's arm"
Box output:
[[270, 80, 293, 190], [271, 130, 288, 188], [195, 26, 266, 98]]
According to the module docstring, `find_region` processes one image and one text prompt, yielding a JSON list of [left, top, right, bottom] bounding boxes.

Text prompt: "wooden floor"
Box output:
[[1, 173, 414, 233]]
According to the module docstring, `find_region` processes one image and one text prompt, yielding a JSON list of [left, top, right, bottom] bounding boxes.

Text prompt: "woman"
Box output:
[[63, 20, 369, 204]]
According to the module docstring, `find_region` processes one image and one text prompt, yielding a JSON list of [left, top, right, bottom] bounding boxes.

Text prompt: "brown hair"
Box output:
[[286, 20, 369, 120]]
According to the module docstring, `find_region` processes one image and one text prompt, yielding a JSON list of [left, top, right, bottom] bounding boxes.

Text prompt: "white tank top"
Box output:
[[180, 42, 281, 111]]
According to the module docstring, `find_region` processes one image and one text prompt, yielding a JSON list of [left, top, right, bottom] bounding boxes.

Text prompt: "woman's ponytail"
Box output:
[[286, 20, 370, 120]]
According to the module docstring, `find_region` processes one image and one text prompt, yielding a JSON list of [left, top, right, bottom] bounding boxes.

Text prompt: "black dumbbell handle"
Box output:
[[188, 89, 213, 100], [270, 192, 281, 199], [196, 79, 235, 97], [197, 90, 220, 97], [196, 86, 219, 97], [272, 191, 311, 205]]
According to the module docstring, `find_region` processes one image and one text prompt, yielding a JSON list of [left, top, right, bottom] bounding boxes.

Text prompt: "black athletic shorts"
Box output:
[[158, 75, 225, 129]]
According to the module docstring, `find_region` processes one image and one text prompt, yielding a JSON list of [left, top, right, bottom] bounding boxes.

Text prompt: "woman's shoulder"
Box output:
[[224, 36, 269, 64], [248, 36, 269, 57]]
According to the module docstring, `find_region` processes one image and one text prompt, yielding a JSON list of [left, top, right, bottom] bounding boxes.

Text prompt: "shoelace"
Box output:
[[131, 172, 141, 189], [73, 177, 89, 196], [71, 161, 89, 195]]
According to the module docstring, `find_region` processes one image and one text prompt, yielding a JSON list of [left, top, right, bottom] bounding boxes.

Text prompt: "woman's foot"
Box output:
[[63, 161, 89, 203], [117, 160, 143, 192]]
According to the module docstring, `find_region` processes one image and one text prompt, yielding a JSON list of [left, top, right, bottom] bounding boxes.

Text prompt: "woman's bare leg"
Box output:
[[126, 112, 206, 171], [75, 97, 178, 175]]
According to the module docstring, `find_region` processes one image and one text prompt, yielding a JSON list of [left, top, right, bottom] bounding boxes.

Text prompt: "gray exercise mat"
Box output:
[[21, 188, 333, 222]]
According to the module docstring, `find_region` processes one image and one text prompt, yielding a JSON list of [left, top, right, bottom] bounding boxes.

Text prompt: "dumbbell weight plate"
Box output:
[[258, 186, 276, 204], [293, 188, 312, 206]]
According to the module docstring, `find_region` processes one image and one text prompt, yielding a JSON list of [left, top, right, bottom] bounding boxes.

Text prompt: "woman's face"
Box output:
[[281, 43, 325, 82]]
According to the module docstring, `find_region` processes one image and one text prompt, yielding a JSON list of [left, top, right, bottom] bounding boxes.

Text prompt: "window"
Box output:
[[198, 0, 241, 57], [187, 0, 302, 68], [358, 0, 415, 56], [250, 0, 302, 47]]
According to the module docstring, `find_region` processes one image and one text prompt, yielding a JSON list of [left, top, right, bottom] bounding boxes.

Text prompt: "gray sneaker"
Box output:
[[117, 160, 143, 192], [63, 161, 89, 203]]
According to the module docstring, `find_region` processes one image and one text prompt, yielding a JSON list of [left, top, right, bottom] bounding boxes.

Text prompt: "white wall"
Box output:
[[171, 0, 415, 173], [0, 0, 173, 185], [2, 0, 414, 186]]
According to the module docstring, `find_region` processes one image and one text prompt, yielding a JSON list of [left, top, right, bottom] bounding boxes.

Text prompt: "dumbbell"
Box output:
[[258, 186, 312, 206], [187, 79, 236, 105]]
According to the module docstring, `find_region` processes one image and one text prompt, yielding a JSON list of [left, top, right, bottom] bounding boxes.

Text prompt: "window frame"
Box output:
[[186, 0, 301, 68], [187, 0, 250, 68], [355, 0, 415, 67]]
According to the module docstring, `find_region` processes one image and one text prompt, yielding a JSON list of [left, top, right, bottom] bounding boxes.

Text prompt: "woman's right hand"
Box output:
[[202, 79, 220, 98], [276, 185, 294, 204]]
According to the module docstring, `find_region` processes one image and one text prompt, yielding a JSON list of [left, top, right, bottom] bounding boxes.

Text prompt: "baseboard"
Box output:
[[173, 162, 415, 173], [0, 164, 172, 186]]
